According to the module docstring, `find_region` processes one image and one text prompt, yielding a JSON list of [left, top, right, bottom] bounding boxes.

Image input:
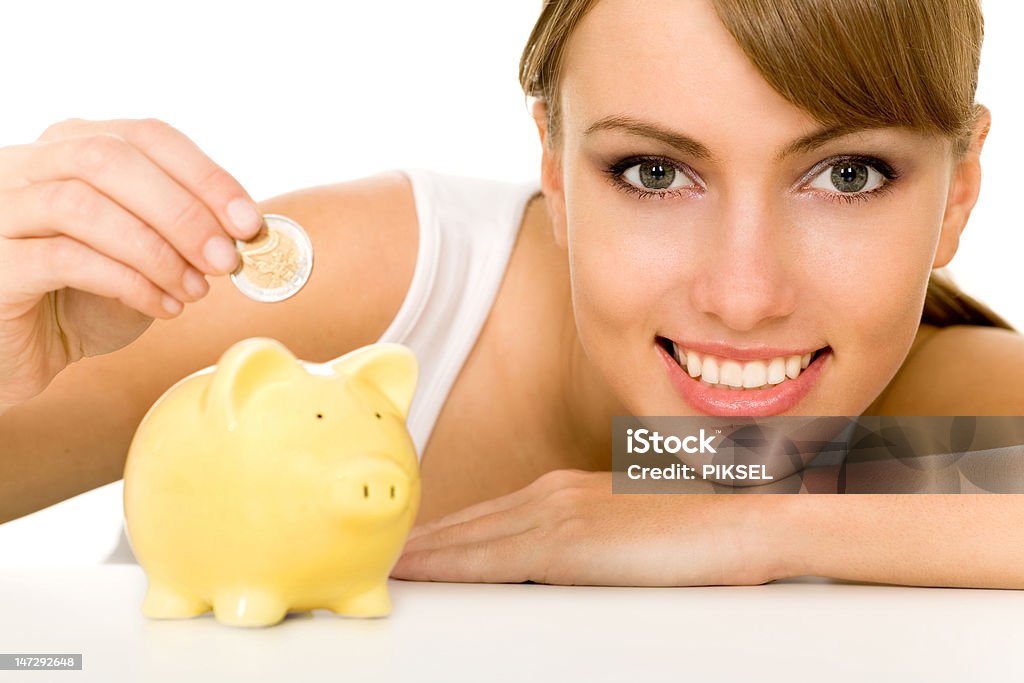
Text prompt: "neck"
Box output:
[[558, 310, 631, 468], [862, 322, 941, 415]]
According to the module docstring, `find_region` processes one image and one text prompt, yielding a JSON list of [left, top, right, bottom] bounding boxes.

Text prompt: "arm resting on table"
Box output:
[[778, 494, 1024, 589]]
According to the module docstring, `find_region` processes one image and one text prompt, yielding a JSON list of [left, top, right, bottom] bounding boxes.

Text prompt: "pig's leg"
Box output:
[[328, 582, 392, 618], [142, 581, 210, 619], [212, 588, 289, 627]]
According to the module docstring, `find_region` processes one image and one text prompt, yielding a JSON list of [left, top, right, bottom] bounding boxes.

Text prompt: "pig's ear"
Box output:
[[330, 343, 418, 419], [205, 337, 305, 430]]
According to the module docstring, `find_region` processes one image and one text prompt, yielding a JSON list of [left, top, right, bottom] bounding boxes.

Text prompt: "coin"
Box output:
[[230, 214, 313, 302]]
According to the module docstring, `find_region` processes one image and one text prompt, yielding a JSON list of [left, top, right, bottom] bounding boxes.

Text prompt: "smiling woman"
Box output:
[[399, 0, 1024, 587], [516, 0, 1020, 420], [3, 0, 1024, 591]]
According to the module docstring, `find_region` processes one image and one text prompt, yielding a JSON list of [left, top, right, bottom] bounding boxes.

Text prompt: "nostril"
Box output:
[[363, 484, 369, 499], [390, 485, 395, 499]]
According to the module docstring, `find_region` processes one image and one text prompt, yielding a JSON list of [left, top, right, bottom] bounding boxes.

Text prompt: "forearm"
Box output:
[[0, 391, 130, 524], [777, 494, 1024, 589]]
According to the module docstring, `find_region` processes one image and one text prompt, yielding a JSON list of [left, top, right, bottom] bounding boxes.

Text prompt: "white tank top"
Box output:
[[382, 167, 541, 456], [94, 168, 541, 563]]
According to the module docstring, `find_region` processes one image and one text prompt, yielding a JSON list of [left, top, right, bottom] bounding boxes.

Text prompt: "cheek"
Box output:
[[802, 196, 944, 407], [561, 170, 689, 402], [563, 173, 685, 339], [814, 226, 934, 337]]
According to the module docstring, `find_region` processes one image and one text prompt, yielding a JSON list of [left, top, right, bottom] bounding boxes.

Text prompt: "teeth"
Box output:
[[702, 357, 719, 384], [742, 361, 767, 388], [785, 355, 801, 379], [669, 340, 822, 390], [719, 360, 743, 388], [685, 350, 701, 378]]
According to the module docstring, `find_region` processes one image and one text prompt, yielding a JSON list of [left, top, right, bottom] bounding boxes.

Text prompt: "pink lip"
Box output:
[[657, 341, 831, 416]]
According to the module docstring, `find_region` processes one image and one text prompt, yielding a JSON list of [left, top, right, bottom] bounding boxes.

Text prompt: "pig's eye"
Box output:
[[375, 412, 382, 419], [316, 413, 323, 420]]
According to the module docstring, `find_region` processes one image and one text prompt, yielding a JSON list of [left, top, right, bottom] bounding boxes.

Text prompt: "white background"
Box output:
[[0, 1, 1021, 565]]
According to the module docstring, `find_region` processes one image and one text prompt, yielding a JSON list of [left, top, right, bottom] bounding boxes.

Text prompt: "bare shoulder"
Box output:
[[881, 324, 1024, 414]]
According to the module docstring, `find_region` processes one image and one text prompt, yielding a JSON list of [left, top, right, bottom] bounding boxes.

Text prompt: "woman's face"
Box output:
[[546, 0, 960, 417]]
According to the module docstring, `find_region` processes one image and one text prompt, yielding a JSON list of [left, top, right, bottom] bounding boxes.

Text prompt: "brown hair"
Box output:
[[519, 0, 1015, 331]]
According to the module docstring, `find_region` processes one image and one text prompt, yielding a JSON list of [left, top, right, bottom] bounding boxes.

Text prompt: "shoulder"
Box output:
[[879, 324, 1024, 414], [258, 170, 416, 237], [255, 170, 419, 354]]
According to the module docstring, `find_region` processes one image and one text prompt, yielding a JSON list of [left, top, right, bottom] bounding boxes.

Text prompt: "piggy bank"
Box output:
[[122, 337, 420, 627]]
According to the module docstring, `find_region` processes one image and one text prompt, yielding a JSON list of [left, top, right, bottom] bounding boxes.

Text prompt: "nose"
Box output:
[[687, 191, 798, 332], [329, 456, 412, 524]]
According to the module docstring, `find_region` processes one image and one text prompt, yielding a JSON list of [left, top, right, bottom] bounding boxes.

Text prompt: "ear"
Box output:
[[933, 104, 991, 268], [205, 337, 306, 431], [531, 98, 569, 251], [330, 343, 418, 419]]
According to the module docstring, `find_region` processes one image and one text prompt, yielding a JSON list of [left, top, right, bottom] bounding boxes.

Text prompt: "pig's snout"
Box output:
[[328, 457, 412, 524]]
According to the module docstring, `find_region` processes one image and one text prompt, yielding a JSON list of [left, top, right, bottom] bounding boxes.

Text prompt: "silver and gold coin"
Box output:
[[230, 214, 313, 302]]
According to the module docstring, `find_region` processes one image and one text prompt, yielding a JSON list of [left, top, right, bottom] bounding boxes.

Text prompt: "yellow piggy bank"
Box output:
[[122, 337, 420, 628]]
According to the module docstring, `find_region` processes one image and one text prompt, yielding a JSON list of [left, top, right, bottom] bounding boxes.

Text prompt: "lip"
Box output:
[[665, 337, 824, 362], [657, 340, 832, 416]]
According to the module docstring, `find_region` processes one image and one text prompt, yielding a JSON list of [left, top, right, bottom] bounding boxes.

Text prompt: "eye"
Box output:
[[605, 156, 701, 200], [375, 412, 382, 419], [623, 159, 697, 192], [805, 157, 895, 200], [316, 413, 323, 419]]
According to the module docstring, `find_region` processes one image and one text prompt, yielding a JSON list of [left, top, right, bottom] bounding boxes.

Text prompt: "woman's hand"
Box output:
[[392, 469, 794, 586], [0, 118, 263, 407]]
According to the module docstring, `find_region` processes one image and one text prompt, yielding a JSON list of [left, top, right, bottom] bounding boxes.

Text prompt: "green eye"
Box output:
[[808, 160, 886, 195]]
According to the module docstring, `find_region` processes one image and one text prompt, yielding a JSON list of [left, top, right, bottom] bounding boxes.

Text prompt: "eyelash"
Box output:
[[603, 154, 901, 205]]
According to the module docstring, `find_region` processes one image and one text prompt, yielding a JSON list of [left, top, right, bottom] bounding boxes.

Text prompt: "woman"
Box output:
[[2, 0, 1023, 588]]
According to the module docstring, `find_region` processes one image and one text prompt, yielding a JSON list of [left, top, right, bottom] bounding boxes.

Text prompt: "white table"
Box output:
[[1, 565, 1021, 682]]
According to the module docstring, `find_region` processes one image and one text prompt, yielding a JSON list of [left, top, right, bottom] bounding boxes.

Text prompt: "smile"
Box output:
[[656, 336, 828, 390], [655, 336, 833, 416]]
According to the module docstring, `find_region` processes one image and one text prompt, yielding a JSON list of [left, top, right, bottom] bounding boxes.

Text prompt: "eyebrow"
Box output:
[[583, 114, 868, 162]]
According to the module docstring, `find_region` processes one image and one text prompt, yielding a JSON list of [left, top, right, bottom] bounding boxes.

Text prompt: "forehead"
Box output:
[[560, 0, 819, 143]]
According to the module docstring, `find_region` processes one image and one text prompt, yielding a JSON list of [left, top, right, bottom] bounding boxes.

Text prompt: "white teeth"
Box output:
[[719, 360, 743, 388], [785, 355, 801, 379], [669, 340, 823, 390], [702, 357, 719, 384], [686, 350, 702, 378], [742, 361, 767, 388]]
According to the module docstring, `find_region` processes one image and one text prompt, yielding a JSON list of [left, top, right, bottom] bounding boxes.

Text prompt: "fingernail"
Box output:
[[182, 268, 209, 299], [203, 235, 239, 274], [226, 198, 263, 238], [162, 294, 183, 316]]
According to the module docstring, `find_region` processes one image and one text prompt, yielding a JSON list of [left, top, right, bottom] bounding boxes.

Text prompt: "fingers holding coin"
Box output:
[[230, 214, 313, 303]]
